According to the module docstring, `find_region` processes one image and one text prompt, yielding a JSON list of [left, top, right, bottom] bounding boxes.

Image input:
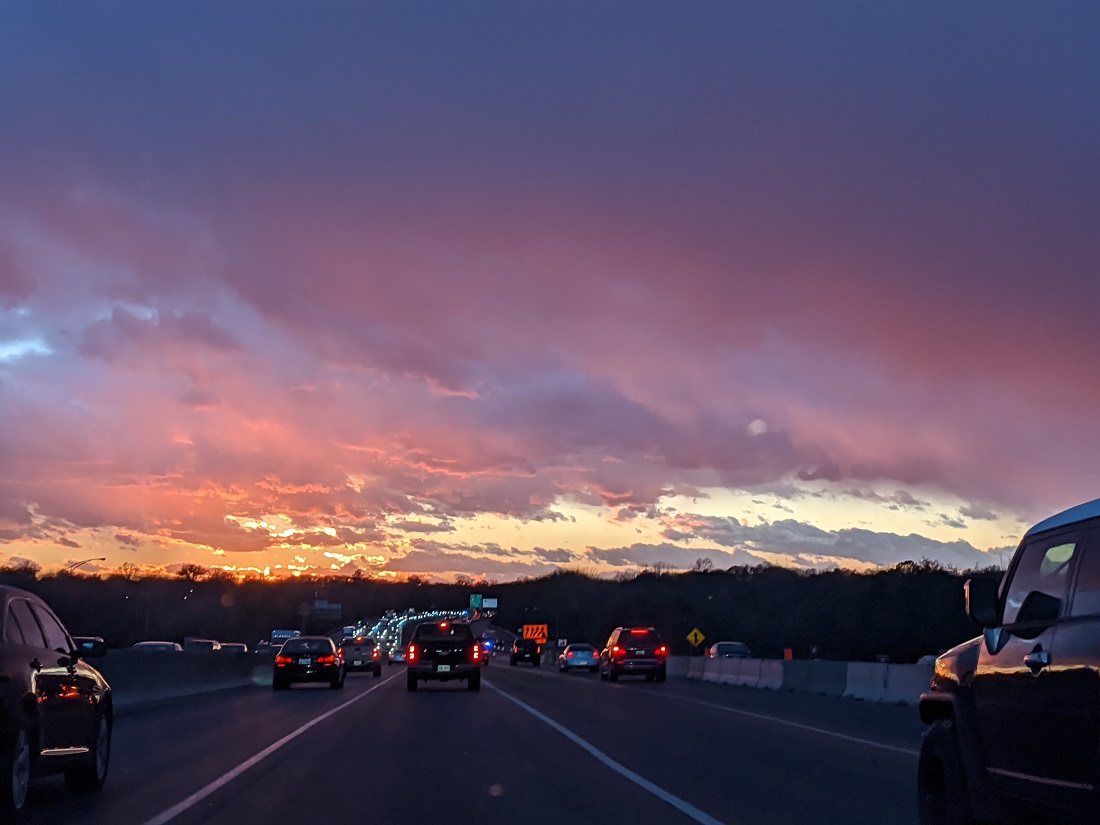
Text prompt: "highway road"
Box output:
[[24, 661, 927, 825]]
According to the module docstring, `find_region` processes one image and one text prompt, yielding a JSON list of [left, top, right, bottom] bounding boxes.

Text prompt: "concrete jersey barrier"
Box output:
[[95, 649, 270, 709], [684, 656, 930, 706]]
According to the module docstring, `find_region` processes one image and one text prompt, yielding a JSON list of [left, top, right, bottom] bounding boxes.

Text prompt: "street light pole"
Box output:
[[63, 557, 106, 575]]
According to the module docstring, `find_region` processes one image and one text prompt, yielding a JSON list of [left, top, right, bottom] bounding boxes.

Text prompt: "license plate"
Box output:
[[353, 660, 362, 666], [437, 664, 451, 672], [298, 658, 311, 665]]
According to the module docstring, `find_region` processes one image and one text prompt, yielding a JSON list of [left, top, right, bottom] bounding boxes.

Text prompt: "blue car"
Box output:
[[558, 643, 599, 673]]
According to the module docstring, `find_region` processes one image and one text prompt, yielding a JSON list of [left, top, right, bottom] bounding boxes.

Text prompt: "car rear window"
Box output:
[[414, 623, 473, 642], [341, 638, 375, 648], [282, 639, 333, 654], [569, 644, 595, 652]]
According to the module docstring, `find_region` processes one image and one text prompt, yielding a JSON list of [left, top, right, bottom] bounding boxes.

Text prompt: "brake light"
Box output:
[[439, 621, 449, 630], [630, 629, 649, 635], [275, 655, 292, 665], [611, 645, 625, 658], [372, 648, 380, 659], [407, 643, 418, 664], [656, 645, 668, 657], [567, 651, 574, 659], [470, 644, 481, 663], [317, 654, 336, 664]]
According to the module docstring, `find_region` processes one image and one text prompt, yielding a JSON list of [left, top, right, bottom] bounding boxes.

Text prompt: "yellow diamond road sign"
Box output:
[[687, 628, 706, 647]]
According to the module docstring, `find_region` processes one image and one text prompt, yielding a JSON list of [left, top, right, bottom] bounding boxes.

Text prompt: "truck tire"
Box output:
[[608, 668, 618, 682], [373, 666, 382, 678], [656, 668, 667, 683], [406, 674, 418, 692], [918, 720, 977, 825], [468, 673, 481, 692]]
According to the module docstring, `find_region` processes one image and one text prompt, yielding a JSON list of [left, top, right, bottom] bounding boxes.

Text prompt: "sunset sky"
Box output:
[[1, 3, 1098, 581]]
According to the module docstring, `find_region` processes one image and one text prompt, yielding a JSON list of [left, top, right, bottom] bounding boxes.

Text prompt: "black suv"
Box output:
[[406, 621, 482, 691], [0, 586, 112, 822], [510, 638, 541, 666], [918, 498, 1100, 825], [599, 627, 667, 682]]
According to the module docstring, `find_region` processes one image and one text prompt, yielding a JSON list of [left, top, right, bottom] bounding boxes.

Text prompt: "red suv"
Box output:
[[599, 627, 668, 683]]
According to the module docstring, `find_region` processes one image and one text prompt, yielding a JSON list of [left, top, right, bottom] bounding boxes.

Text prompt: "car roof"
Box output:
[[1024, 498, 1100, 539], [0, 586, 47, 608]]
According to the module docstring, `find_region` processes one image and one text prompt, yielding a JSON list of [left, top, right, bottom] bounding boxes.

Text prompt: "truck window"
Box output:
[[1002, 535, 1080, 625], [1070, 531, 1100, 617]]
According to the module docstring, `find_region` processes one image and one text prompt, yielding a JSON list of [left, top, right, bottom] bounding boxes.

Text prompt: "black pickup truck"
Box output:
[[405, 621, 482, 692]]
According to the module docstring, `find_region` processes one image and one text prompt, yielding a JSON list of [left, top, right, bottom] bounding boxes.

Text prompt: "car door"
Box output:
[[1040, 523, 1100, 817], [27, 601, 94, 752], [971, 527, 1083, 807]]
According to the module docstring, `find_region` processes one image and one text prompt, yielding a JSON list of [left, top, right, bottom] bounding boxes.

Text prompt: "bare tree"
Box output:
[[692, 557, 714, 573], [177, 563, 208, 582], [116, 562, 140, 581]]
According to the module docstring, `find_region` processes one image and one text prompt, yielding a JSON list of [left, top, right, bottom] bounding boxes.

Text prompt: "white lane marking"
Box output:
[[501, 665, 919, 757], [140, 673, 398, 825], [486, 679, 725, 825]]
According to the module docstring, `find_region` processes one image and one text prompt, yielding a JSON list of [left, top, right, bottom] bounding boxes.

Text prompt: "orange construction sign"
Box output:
[[522, 624, 549, 644]]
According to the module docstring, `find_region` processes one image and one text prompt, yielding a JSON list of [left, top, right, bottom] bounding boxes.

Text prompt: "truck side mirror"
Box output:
[[965, 578, 1000, 628]]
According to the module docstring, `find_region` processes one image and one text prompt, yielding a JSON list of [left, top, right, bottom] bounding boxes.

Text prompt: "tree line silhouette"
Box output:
[[0, 558, 1001, 663]]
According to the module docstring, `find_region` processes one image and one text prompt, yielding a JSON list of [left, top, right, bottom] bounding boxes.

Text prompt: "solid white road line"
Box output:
[[628, 689, 920, 758], [504, 665, 919, 758], [486, 679, 726, 825], [140, 673, 398, 825]]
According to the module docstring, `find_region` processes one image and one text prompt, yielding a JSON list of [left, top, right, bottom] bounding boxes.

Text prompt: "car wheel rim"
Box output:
[[11, 730, 29, 810], [95, 717, 110, 779]]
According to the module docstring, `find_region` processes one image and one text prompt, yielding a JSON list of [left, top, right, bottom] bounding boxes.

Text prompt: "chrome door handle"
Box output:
[[1023, 650, 1051, 672]]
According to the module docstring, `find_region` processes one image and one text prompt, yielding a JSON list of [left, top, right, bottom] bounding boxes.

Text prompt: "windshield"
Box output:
[[1, 4, 1082, 823]]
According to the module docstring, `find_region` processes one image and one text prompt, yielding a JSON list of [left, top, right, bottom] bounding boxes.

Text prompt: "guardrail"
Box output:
[[676, 656, 933, 706]]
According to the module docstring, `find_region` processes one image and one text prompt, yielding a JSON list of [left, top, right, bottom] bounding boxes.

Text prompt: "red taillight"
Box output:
[[470, 644, 481, 663], [317, 654, 335, 664], [439, 621, 449, 630], [275, 655, 292, 665], [567, 651, 574, 658], [407, 643, 418, 663], [630, 629, 649, 635], [656, 645, 668, 657], [372, 648, 380, 659], [611, 645, 625, 658]]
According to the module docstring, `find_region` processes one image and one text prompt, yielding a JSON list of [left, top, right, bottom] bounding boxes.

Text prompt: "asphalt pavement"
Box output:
[[23, 659, 925, 825]]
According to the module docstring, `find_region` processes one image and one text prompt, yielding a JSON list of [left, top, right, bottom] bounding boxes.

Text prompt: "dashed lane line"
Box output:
[[486, 678, 726, 825], [140, 672, 399, 825]]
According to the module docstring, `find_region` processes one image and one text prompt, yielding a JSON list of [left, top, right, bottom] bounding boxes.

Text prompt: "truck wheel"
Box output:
[[0, 720, 31, 823], [406, 674, 418, 692], [918, 720, 976, 825], [533, 657, 541, 667], [608, 668, 618, 682], [272, 678, 289, 690], [510, 658, 517, 666], [600, 669, 608, 681], [66, 711, 111, 793], [656, 668, 666, 683], [468, 673, 481, 692], [373, 666, 381, 678]]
